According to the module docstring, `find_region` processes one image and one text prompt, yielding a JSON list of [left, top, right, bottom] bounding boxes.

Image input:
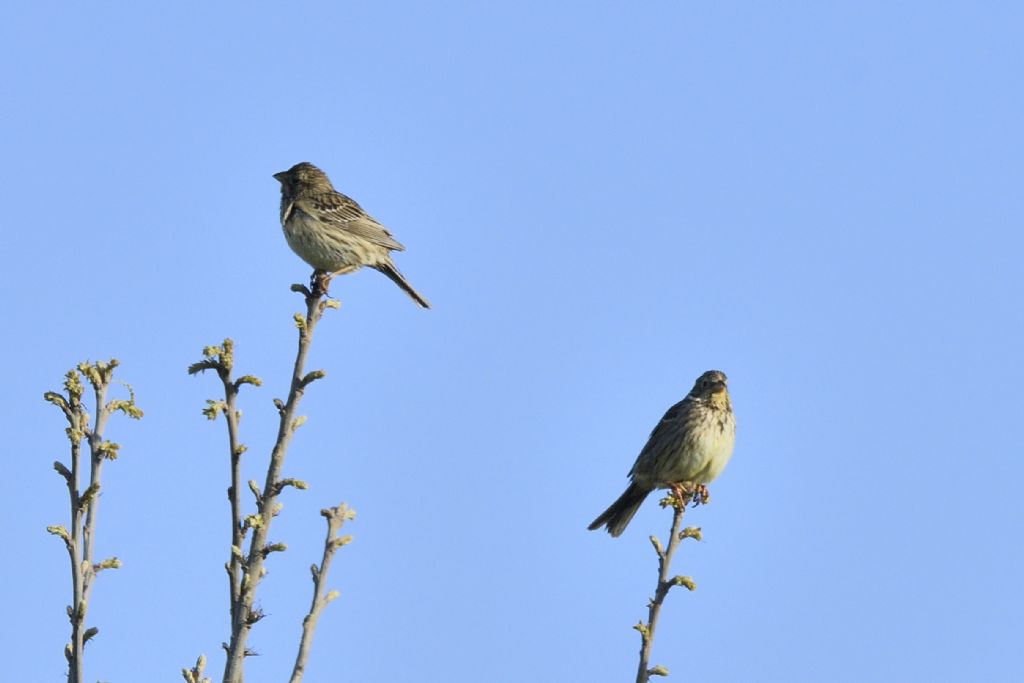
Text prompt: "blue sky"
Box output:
[[2, 2, 1021, 681]]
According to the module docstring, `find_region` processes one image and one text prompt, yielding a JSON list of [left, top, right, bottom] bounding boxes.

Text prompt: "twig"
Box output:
[[191, 283, 336, 683], [182, 655, 212, 683], [45, 361, 142, 683], [289, 503, 355, 683], [188, 340, 261, 630], [634, 492, 702, 682]]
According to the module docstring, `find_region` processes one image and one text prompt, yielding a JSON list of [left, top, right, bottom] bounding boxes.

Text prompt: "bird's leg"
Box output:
[[669, 481, 693, 507], [310, 269, 332, 297], [667, 481, 710, 507], [313, 266, 360, 300], [691, 484, 710, 507], [310, 269, 326, 293]]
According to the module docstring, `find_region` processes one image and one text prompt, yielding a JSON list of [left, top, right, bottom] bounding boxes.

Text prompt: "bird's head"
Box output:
[[690, 370, 730, 406], [273, 162, 333, 194]]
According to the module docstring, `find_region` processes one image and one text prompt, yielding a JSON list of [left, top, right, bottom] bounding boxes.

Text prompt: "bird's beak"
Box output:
[[709, 381, 727, 395], [273, 171, 286, 183]]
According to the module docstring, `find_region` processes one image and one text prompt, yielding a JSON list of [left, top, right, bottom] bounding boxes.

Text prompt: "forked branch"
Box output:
[[189, 282, 343, 683], [45, 361, 142, 683]]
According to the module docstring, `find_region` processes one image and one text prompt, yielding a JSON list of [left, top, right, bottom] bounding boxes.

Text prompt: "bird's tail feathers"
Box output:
[[587, 483, 650, 537], [374, 261, 431, 308]]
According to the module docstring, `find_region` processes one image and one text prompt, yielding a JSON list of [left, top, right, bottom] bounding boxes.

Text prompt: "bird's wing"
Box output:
[[294, 192, 406, 251], [629, 398, 691, 478]]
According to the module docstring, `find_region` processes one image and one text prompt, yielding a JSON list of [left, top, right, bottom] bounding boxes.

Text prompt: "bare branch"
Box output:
[[46, 361, 139, 683], [289, 503, 355, 683], [299, 370, 325, 388], [213, 283, 335, 683], [634, 491, 702, 683], [273, 478, 309, 496], [189, 339, 251, 632], [182, 654, 211, 683], [53, 461, 73, 484]]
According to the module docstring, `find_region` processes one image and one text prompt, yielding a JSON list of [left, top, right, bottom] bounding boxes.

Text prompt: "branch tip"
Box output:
[[262, 542, 288, 557], [202, 399, 227, 420], [80, 482, 100, 505], [95, 440, 121, 460], [187, 360, 219, 376], [181, 653, 211, 683], [234, 374, 263, 389], [330, 534, 354, 551], [106, 398, 144, 419], [300, 369, 326, 387], [53, 461, 73, 481], [47, 524, 71, 545], [671, 575, 696, 591], [43, 391, 72, 418], [276, 478, 309, 494], [95, 557, 122, 571]]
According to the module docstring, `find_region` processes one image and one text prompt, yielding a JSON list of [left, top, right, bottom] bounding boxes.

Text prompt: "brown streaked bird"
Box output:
[[588, 370, 736, 537], [273, 162, 431, 308]]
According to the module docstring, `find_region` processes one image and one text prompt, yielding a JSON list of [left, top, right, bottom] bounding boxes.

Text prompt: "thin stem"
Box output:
[[82, 381, 110, 571], [290, 505, 352, 683], [635, 498, 686, 683], [48, 363, 138, 683], [71, 381, 112, 683], [67, 433, 84, 683], [182, 654, 211, 683], [193, 339, 250, 637], [222, 288, 329, 683], [222, 381, 243, 619]]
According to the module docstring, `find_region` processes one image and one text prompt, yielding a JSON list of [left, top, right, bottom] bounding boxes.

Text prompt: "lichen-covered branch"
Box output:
[[633, 492, 702, 683], [289, 503, 355, 683], [45, 360, 142, 683]]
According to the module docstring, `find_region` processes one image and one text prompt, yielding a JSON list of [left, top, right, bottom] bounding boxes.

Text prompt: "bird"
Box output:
[[273, 162, 431, 308], [588, 370, 736, 537]]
